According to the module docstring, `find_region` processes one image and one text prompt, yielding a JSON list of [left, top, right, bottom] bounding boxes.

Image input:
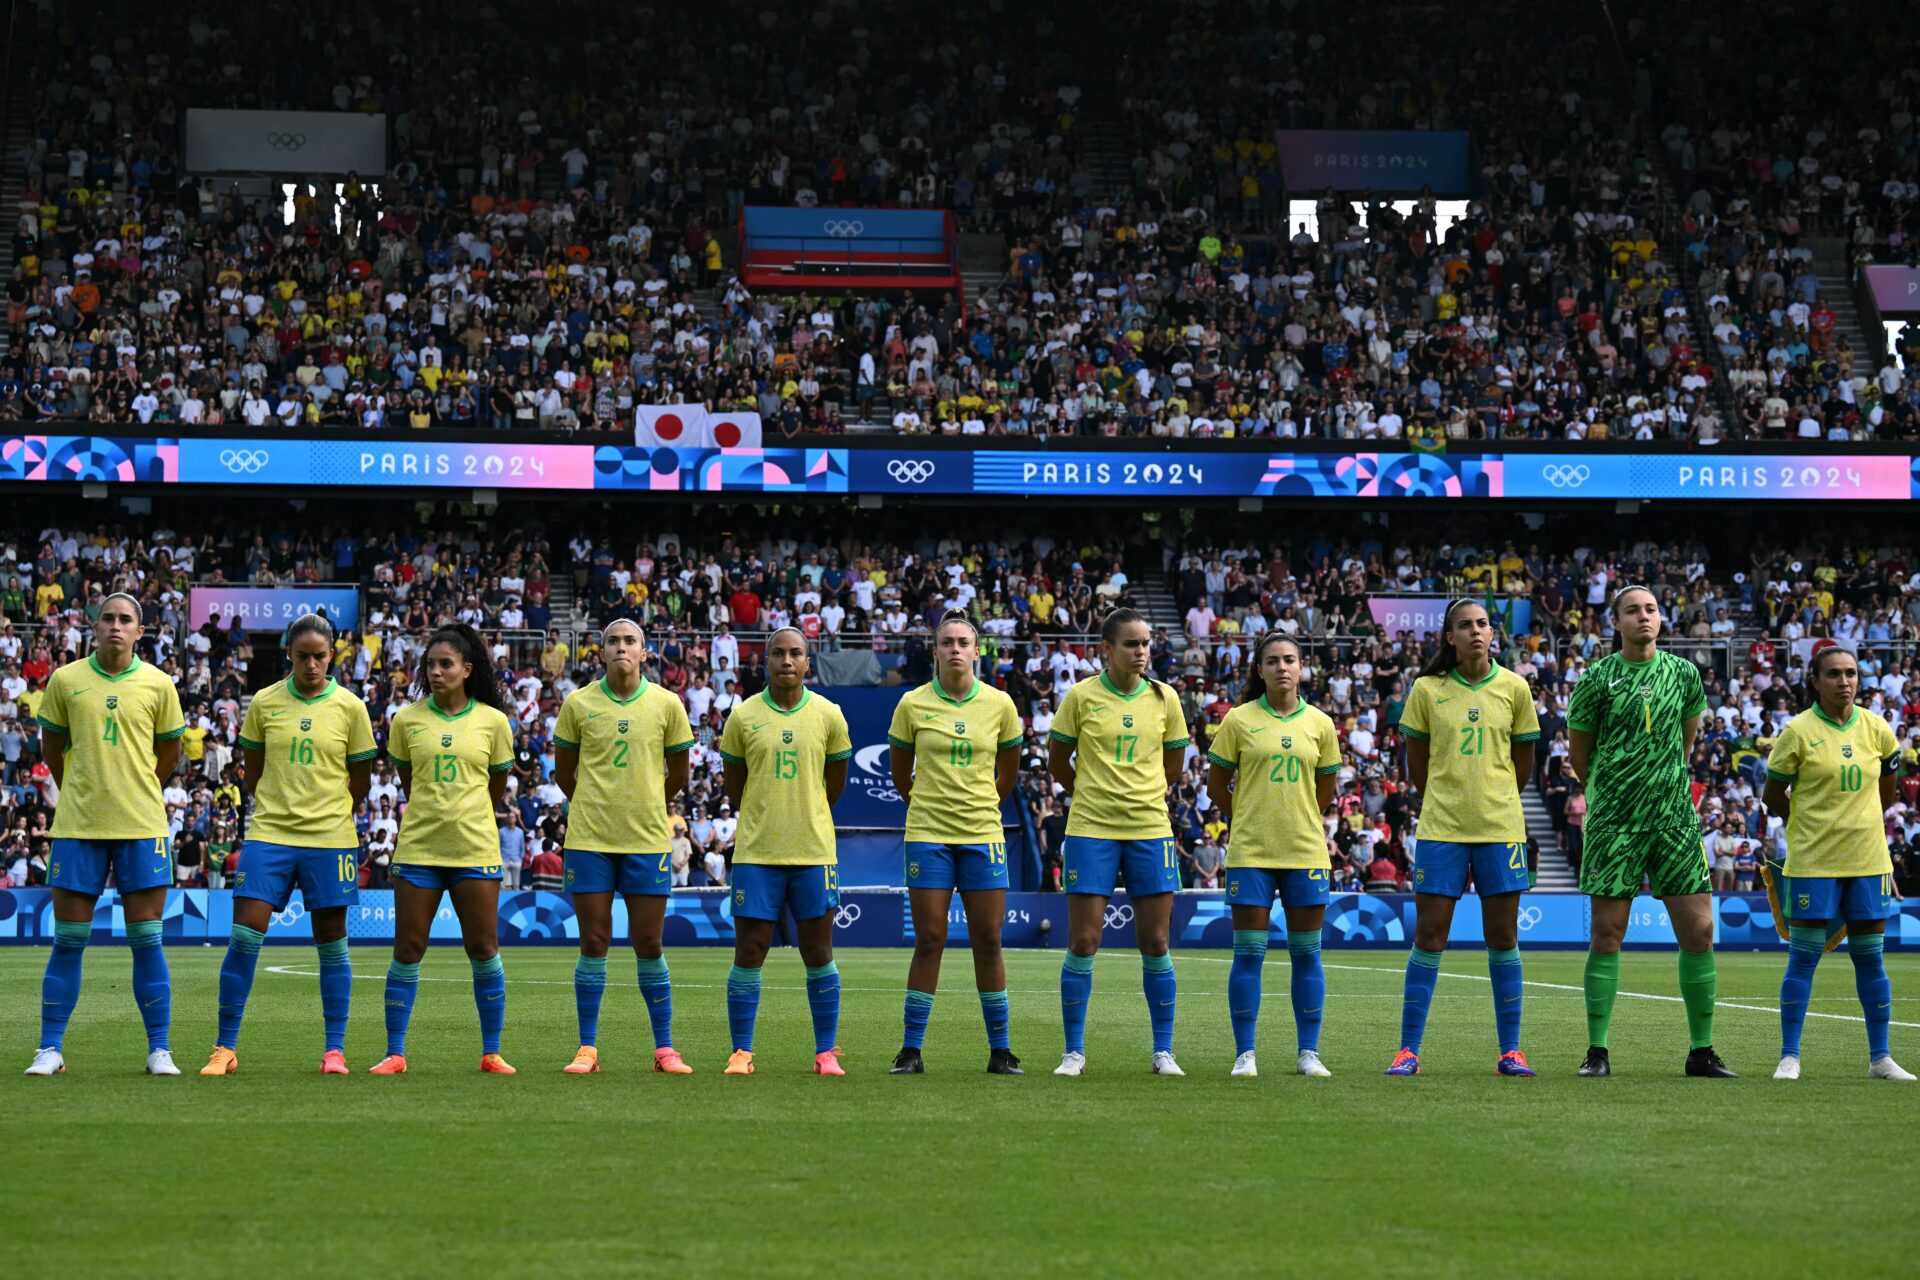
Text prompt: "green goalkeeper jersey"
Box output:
[[1566, 649, 1707, 834]]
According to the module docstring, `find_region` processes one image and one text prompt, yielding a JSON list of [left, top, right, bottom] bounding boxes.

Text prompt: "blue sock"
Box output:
[[216, 924, 265, 1049], [636, 956, 674, 1049], [805, 961, 840, 1054], [1849, 933, 1892, 1061], [727, 964, 762, 1052], [126, 919, 171, 1052], [902, 988, 935, 1050], [38, 919, 90, 1051], [1488, 946, 1524, 1053], [1779, 927, 1825, 1059], [471, 955, 506, 1055], [574, 955, 608, 1047], [1399, 946, 1443, 1054], [979, 990, 1010, 1051], [1228, 929, 1267, 1056], [1060, 951, 1095, 1055], [316, 938, 352, 1054], [1288, 929, 1326, 1055], [1142, 952, 1176, 1055], [384, 959, 420, 1056]]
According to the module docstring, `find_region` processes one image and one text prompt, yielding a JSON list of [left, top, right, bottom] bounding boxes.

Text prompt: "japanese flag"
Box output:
[[704, 410, 763, 450], [634, 404, 708, 448]]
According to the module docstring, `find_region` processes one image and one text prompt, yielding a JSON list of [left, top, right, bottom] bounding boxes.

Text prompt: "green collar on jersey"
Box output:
[[285, 678, 337, 704], [1447, 666, 1499, 690], [1812, 703, 1858, 732], [1258, 694, 1308, 721], [87, 652, 140, 682], [1098, 671, 1149, 700], [931, 676, 979, 706], [761, 687, 810, 716], [600, 675, 649, 705], [427, 696, 476, 722]]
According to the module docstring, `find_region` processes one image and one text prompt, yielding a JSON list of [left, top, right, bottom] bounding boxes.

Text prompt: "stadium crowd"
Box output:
[[6, 0, 1916, 441], [2, 506, 1918, 899]]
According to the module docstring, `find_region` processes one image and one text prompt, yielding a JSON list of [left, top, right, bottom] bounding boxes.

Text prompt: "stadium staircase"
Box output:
[[1521, 782, 1577, 891], [0, 6, 32, 355], [1063, 12, 1134, 206], [1808, 235, 1877, 363]]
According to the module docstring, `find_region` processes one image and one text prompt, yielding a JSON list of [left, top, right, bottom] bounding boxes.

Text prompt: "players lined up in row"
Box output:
[[20, 596, 1911, 1084]]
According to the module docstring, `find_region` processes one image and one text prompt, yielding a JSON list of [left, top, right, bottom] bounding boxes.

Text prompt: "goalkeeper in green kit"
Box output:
[[1567, 586, 1737, 1078]]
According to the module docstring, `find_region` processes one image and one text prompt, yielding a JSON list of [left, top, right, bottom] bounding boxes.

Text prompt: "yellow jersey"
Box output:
[[388, 698, 516, 867], [1766, 705, 1898, 877], [38, 654, 184, 840], [887, 678, 1024, 844], [237, 678, 378, 848], [552, 677, 695, 854], [1206, 696, 1340, 868], [1049, 673, 1189, 840], [1399, 666, 1540, 843], [717, 689, 852, 866]]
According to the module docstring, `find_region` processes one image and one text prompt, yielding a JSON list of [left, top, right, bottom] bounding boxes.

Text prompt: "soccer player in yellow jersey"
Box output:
[[25, 593, 185, 1077], [552, 620, 697, 1075], [886, 612, 1026, 1075], [1763, 641, 1912, 1081], [204, 615, 376, 1076], [1046, 608, 1191, 1077], [370, 624, 518, 1076], [1205, 634, 1341, 1079], [716, 627, 852, 1076], [1388, 601, 1541, 1077]]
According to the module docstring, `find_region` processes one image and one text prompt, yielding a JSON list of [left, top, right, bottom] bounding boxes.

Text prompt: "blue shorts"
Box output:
[[1224, 866, 1332, 910], [565, 848, 672, 896], [1412, 840, 1532, 899], [1781, 873, 1895, 923], [730, 863, 839, 922], [392, 862, 503, 892], [904, 841, 1008, 892], [1062, 835, 1180, 897], [49, 837, 173, 896], [233, 842, 360, 910]]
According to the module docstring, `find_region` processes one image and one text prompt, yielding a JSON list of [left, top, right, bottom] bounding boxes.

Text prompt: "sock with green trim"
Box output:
[[471, 954, 506, 1055], [726, 965, 762, 1052], [1287, 929, 1325, 1055], [1142, 951, 1176, 1055], [574, 955, 608, 1047], [636, 955, 674, 1049], [978, 990, 1010, 1051], [1677, 947, 1717, 1051], [902, 988, 934, 1051], [1583, 949, 1621, 1049], [1848, 933, 1892, 1061], [1778, 927, 1825, 1058], [126, 919, 171, 1052], [38, 918, 90, 1051], [1398, 946, 1443, 1054], [1060, 951, 1095, 1055], [1228, 929, 1267, 1056], [1488, 946, 1524, 1054], [384, 959, 420, 1056], [805, 961, 840, 1054], [316, 938, 351, 1054], [216, 924, 265, 1049]]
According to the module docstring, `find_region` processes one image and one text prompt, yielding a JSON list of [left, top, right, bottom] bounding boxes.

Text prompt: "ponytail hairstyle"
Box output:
[[1415, 599, 1487, 679], [286, 611, 336, 650], [1100, 605, 1165, 702], [767, 624, 808, 652], [1239, 631, 1301, 704], [1607, 583, 1659, 653], [100, 591, 145, 625], [413, 622, 506, 712], [935, 608, 979, 642]]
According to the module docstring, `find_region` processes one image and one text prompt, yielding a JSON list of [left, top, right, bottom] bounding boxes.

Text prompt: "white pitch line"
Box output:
[[1174, 954, 1920, 1030]]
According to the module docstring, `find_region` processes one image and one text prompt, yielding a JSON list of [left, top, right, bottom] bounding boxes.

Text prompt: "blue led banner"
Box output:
[[2, 435, 1915, 500]]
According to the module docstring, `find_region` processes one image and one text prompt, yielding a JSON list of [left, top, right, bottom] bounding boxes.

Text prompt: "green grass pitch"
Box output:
[[5, 947, 1918, 1278]]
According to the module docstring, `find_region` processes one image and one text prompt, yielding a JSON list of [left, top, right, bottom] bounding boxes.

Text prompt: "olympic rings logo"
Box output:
[[221, 449, 270, 473], [864, 786, 902, 803], [1516, 906, 1542, 931], [272, 900, 306, 929], [887, 459, 936, 484], [821, 220, 865, 237], [1103, 904, 1134, 929], [265, 132, 307, 151], [1540, 464, 1591, 489], [833, 904, 863, 928]]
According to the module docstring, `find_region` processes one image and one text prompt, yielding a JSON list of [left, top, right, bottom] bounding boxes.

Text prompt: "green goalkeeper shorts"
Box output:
[[1578, 825, 1712, 899]]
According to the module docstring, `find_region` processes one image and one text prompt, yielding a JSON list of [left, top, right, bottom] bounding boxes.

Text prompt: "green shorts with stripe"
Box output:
[[1578, 825, 1711, 899]]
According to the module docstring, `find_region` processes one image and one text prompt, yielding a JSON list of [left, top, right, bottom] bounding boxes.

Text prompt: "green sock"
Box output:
[[1583, 950, 1621, 1049], [1676, 948, 1717, 1050]]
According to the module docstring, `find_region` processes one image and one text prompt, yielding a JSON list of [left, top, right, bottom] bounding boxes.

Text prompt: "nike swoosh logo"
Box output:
[[1157, 1000, 1176, 1007], [1247, 726, 1264, 736], [748, 724, 763, 733], [1608, 678, 1628, 689], [71, 688, 91, 697], [587, 712, 605, 720], [1806, 740, 1823, 749], [1435, 697, 1452, 704], [1503, 996, 1522, 1004], [649, 995, 668, 1004], [269, 710, 286, 718]]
